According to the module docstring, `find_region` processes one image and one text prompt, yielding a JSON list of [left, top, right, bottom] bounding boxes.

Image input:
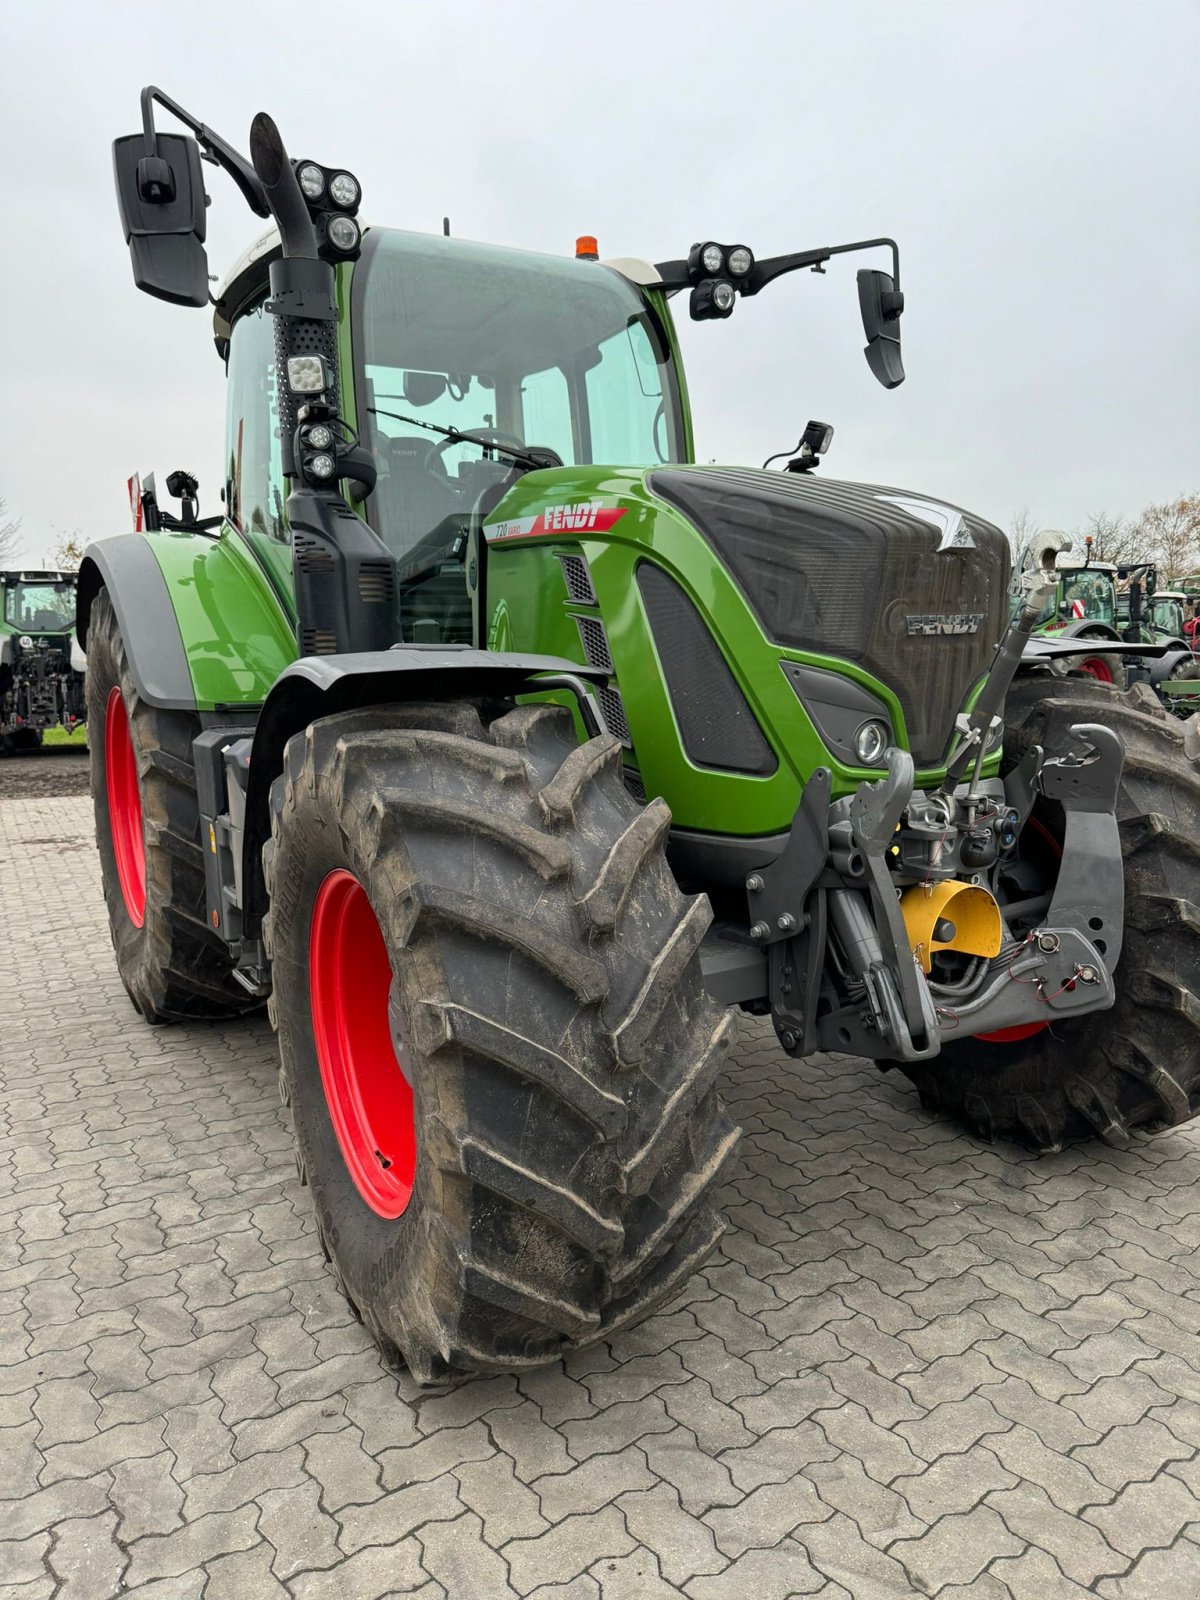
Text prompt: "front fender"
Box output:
[[240, 648, 608, 937]]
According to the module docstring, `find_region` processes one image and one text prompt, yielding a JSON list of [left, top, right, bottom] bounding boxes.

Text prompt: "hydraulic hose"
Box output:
[[941, 531, 1072, 794]]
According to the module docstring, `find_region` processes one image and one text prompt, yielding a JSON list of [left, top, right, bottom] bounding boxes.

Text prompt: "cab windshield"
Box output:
[[1058, 572, 1115, 627], [354, 229, 683, 577], [4, 581, 74, 632], [1153, 597, 1185, 635]]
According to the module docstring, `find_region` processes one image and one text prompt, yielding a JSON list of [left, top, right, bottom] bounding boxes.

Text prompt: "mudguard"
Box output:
[[78, 531, 297, 711], [240, 647, 609, 936], [77, 536, 194, 708]]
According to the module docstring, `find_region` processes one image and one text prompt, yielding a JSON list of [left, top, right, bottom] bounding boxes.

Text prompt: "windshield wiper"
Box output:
[[367, 407, 546, 471]]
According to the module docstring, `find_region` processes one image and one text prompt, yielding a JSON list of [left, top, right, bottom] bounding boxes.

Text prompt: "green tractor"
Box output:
[[1, 568, 87, 753], [81, 87, 1200, 1382]]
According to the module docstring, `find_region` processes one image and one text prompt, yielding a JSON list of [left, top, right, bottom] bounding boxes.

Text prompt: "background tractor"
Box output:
[[0, 568, 86, 753], [79, 86, 1200, 1382]]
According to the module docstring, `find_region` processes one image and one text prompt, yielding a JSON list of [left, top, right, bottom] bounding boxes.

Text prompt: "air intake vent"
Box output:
[[294, 535, 334, 574], [623, 769, 647, 804], [358, 563, 395, 605], [575, 614, 614, 673], [301, 629, 338, 655], [637, 563, 776, 776], [559, 553, 597, 605], [597, 684, 632, 747]]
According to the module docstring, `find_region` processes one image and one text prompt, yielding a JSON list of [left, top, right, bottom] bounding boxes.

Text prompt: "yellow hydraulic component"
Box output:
[[899, 880, 1003, 974]]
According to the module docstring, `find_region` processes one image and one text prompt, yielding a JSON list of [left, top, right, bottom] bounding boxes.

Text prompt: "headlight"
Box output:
[[727, 245, 753, 276], [326, 214, 361, 253], [854, 719, 889, 765], [298, 163, 326, 201], [329, 171, 360, 208], [305, 423, 334, 451], [19, 635, 33, 649], [712, 280, 736, 313], [286, 355, 330, 394], [307, 452, 337, 481], [701, 242, 724, 274]]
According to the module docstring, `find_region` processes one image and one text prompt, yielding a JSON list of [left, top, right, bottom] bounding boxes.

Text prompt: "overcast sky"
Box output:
[[1, 0, 1197, 563]]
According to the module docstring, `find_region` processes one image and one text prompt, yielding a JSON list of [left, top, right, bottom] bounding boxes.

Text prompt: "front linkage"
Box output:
[[746, 533, 1126, 1062]]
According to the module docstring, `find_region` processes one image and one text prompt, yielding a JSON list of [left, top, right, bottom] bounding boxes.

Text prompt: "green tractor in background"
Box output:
[[80, 87, 1200, 1382], [0, 568, 87, 753]]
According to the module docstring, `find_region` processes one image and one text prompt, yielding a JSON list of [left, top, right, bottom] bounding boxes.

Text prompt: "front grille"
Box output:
[[648, 467, 1010, 765], [574, 614, 614, 673], [637, 562, 776, 776], [558, 552, 597, 605], [597, 684, 632, 747]]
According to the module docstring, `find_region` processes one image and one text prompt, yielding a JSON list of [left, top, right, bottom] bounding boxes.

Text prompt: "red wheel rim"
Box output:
[[1077, 656, 1113, 683], [974, 815, 1063, 1044], [308, 870, 416, 1218], [105, 686, 146, 927]]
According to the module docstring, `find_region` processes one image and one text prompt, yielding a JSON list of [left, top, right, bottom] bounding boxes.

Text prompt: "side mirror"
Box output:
[[857, 268, 905, 389], [113, 132, 209, 307]]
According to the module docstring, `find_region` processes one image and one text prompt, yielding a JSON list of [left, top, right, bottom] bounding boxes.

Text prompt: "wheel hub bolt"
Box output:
[[750, 921, 771, 941], [747, 874, 764, 893], [777, 913, 797, 932]]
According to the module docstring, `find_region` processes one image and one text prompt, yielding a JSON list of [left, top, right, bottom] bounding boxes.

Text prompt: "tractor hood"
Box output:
[[644, 467, 1010, 765]]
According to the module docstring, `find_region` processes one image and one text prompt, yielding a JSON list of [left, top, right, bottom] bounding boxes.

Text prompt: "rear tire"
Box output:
[[264, 700, 738, 1381], [86, 588, 261, 1024], [902, 676, 1200, 1149]]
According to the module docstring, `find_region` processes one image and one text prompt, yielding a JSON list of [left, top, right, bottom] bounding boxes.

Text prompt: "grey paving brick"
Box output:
[[110, 1451, 185, 1541], [703, 1477, 832, 1559], [1072, 1418, 1192, 1490], [337, 1471, 462, 1554], [803, 1453, 927, 1548], [639, 1427, 742, 1515], [987, 1480, 1128, 1586], [888, 1503, 1025, 1593], [560, 1396, 676, 1464], [258, 1480, 342, 1579], [987, 1544, 1106, 1598], [288, 1538, 432, 1600], [0, 1532, 52, 1592], [201, 1540, 291, 1600], [719, 1419, 838, 1492], [504, 1506, 636, 1592], [300, 1425, 382, 1512], [45, 1510, 126, 1598], [1084, 1474, 1200, 1559], [454, 1451, 549, 1542], [420, 1509, 519, 1597], [123, 1506, 260, 1588], [617, 1482, 727, 1585], [683, 1539, 828, 1598], [533, 1448, 654, 1524]]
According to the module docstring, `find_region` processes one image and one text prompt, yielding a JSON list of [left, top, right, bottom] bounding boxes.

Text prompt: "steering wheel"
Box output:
[[423, 427, 528, 473]]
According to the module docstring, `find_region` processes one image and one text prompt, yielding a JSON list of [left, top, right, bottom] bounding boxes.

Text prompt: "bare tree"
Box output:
[[1007, 507, 1039, 557], [0, 495, 20, 565], [1133, 494, 1200, 580], [1082, 510, 1141, 566], [50, 530, 85, 573]]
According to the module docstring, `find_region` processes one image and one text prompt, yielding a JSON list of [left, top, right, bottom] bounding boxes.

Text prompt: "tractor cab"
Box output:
[[1035, 559, 1119, 632]]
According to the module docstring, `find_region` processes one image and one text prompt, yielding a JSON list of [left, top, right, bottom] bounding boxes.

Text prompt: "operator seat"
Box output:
[[379, 434, 459, 556]]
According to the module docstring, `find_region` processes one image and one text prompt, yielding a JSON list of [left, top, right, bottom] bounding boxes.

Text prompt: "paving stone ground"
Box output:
[[3, 789, 1200, 1598]]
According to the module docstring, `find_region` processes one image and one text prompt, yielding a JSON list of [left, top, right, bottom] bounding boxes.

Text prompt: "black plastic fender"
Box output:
[[76, 536, 195, 709], [240, 647, 608, 937]]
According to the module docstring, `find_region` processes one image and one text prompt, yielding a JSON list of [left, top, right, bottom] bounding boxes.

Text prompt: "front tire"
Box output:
[[264, 700, 739, 1382], [87, 588, 261, 1024], [903, 676, 1200, 1149]]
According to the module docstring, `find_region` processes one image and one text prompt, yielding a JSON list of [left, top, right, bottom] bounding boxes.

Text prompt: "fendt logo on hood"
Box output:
[[905, 613, 984, 636], [485, 502, 627, 542], [878, 494, 977, 552]]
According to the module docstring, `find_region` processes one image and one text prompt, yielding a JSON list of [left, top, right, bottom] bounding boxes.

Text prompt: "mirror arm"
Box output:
[[140, 85, 270, 218], [744, 237, 900, 297]]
